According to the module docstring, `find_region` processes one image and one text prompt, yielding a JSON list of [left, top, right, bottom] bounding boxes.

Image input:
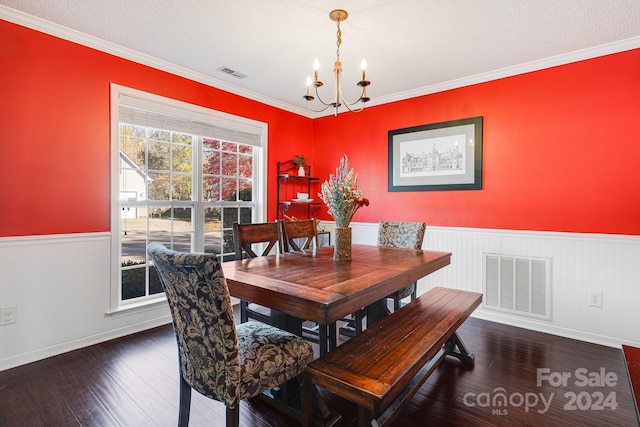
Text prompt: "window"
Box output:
[[110, 85, 267, 311]]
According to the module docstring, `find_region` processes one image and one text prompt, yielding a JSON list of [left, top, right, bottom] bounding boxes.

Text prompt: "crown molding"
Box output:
[[0, 5, 313, 118], [365, 36, 640, 110], [3, 5, 639, 120]]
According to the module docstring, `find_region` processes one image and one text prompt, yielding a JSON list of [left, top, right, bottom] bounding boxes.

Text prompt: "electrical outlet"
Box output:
[[589, 292, 603, 308], [0, 305, 18, 325]]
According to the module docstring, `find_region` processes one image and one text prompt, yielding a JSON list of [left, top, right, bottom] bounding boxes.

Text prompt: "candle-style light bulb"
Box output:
[[303, 75, 315, 101], [313, 58, 320, 82], [360, 58, 367, 81]]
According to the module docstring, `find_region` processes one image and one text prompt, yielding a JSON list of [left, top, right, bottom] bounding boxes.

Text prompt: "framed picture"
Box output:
[[388, 116, 483, 192]]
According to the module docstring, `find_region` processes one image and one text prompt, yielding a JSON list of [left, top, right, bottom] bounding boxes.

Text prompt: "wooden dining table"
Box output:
[[223, 243, 452, 354]]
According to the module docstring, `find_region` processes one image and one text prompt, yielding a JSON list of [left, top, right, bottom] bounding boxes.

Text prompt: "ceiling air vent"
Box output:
[[217, 66, 248, 79]]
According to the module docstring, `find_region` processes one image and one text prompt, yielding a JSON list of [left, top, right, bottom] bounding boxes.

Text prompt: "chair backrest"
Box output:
[[147, 242, 241, 407], [281, 218, 317, 252], [377, 221, 426, 250], [233, 222, 280, 259]]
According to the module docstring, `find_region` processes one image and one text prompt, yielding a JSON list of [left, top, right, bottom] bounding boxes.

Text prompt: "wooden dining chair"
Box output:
[[233, 221, 280, 259], [233, 222, 280, 324], [280, 218, 332, 345], [148, 243, 314, 427], [378, 221, 427, 311], [280, 218, 318, 252]]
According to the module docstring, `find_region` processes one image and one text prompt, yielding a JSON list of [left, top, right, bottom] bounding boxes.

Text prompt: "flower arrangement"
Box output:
[[319, 155, 369, 228]]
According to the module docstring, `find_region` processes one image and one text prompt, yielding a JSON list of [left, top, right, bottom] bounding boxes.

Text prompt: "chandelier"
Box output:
[[303, 9, 371, 115]]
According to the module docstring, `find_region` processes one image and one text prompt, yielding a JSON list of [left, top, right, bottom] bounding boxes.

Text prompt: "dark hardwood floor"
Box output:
[[1, 313, 638, 426]]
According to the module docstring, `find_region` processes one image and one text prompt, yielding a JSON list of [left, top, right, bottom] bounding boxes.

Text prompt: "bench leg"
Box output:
[[301, 372, 342, 427], [447, 332, 475, 365], [301, 372, 314, 427]]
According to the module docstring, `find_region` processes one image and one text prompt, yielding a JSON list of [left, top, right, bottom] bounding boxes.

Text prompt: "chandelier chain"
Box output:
[[336, 21, 342, 61]]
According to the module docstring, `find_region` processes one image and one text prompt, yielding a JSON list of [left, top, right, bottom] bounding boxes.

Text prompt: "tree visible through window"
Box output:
[[112, 86, 265, 307]]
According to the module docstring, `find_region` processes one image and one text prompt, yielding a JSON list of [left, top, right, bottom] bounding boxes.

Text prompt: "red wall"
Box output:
[[2, 19, 640, 237], [0, 20, 312, 237], [312, 49, 640, 235]]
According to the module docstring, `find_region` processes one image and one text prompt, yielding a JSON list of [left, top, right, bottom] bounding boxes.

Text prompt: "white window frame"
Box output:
[[109, 84, 268, 313]]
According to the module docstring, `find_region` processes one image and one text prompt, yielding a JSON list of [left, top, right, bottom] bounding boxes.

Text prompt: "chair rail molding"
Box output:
[[1, 225, 639, 371], [334, 221, 640, 349]]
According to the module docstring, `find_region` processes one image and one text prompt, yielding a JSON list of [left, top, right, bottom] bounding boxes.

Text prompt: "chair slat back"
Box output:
[[281, 219, 317, 252], [233, 222, 280, 259]]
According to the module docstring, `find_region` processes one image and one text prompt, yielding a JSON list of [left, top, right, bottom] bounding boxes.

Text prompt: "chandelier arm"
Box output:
[[342, 101, 366, 113], [342, 88, 370, 106], [338, 87, 367, 113], [313, 85, 333, 107], [305, 100, 333, 113], [342, 103, 365, 113]]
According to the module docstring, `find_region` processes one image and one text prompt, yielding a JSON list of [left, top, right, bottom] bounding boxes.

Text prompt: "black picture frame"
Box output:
[[388, 116, 483, 192]]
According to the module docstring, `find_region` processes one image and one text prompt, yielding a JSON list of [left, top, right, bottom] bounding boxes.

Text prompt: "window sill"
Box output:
[[106, 295, 169, 318]]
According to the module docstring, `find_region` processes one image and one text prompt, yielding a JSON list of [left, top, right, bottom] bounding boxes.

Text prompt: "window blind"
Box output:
[[118, 94, 262, 147]]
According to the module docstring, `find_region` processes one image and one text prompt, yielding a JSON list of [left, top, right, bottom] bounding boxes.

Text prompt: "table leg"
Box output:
[[269, 309, 304, 403], [271, 309, 303, 336], [319, 324, 328, 355], [365, 298, 388, 328], [328, 322, 337, 351], [271, 310, 337, 356], [317, 323, 337, 355]]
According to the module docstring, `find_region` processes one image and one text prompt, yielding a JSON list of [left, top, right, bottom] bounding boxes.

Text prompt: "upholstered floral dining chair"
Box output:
[[340, 221, 427, 337], [148, 242, 314, 427], [378, 221, 427, 310]]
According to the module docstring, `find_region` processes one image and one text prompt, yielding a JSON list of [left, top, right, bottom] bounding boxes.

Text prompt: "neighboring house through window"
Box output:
[[110, 85, 267, 311]]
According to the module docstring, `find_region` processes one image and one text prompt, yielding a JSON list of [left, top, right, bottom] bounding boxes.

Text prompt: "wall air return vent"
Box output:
[[483, 253, 551, 321]]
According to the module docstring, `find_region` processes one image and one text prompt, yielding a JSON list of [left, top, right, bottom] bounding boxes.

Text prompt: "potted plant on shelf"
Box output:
[[292, 155, 306, 176]]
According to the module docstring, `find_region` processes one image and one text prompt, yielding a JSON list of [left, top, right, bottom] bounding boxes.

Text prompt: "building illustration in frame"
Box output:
[[400, 135, 466, 177]]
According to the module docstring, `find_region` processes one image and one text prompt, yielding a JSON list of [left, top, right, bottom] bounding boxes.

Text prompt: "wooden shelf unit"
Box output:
[[276, 160, 321, 221]]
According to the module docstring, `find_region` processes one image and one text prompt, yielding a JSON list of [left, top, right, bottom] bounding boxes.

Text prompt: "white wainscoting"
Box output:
[[334, 222, 640, 348], [1, 225, 639, 371], [0, 233, 171, 371]]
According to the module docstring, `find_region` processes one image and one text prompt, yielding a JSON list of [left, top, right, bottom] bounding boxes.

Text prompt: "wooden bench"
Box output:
[[302, 286, 482, 427]]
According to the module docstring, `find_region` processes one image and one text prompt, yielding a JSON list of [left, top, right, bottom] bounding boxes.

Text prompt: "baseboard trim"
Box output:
[[0, 315, 172, 371], [471, 311, 640, 349]]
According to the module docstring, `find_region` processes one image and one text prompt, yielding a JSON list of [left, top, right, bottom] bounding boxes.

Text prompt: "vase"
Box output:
[[298, 166, 305, 176], [334, 226, 352, 261]]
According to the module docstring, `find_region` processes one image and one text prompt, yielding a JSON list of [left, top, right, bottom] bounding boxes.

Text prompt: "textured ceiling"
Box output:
[[2, 0, 640, 117]]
